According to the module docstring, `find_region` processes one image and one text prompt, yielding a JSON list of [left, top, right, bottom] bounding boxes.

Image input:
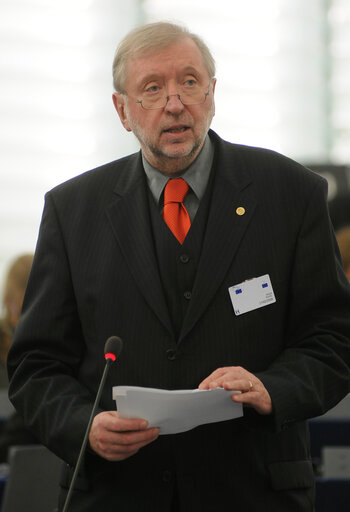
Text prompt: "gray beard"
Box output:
[[139, 138, 204, 176]]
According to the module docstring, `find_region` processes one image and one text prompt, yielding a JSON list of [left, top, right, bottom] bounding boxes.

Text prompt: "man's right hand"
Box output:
[[89, 411, 159, 461]]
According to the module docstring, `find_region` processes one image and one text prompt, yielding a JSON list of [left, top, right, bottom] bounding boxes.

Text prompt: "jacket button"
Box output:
[[184, 290, 192, 300], [166, 349, 176, 361], [180, 254, 190, 263]]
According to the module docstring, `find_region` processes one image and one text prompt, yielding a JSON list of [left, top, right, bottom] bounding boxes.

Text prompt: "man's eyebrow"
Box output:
[[181, 66, 202, 75], [135, 73, 164, 89], [137, 67, 204, 85]]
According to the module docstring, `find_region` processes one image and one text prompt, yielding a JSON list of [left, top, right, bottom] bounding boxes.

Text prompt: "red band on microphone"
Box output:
[[105, 352, 117, 361]]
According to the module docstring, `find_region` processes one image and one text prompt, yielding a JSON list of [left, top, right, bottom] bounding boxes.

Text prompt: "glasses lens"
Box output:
[[141, 85, 209, 110], [181, 93, 206, 106]]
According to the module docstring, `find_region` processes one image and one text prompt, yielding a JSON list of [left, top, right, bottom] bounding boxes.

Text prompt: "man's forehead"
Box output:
[[125, 40, 207, 84], [129, 37, 203, 65]]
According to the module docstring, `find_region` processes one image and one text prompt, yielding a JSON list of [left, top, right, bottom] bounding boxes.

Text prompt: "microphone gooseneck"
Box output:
[[62, 336, 123, 512]]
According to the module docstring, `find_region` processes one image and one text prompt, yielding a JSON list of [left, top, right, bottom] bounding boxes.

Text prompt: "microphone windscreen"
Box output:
[[104, 336, 123, 359]]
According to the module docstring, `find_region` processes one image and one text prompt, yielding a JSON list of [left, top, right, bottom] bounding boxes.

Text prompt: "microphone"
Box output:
[[62, 336, 123, 512], [104, 336, 123, 362]]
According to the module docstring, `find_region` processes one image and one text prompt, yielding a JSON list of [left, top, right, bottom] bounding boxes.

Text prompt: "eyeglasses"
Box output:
[[126, 81, 212, 110]]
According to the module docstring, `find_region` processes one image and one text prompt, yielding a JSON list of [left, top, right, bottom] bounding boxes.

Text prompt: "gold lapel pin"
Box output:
[[236, 206, 245, 216]]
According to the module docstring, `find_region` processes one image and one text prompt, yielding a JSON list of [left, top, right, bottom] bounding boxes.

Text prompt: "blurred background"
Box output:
[[1, 0, 350, 290]]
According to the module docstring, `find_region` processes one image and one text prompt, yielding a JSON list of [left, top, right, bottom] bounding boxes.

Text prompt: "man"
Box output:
[[7, 21, 350, 511]]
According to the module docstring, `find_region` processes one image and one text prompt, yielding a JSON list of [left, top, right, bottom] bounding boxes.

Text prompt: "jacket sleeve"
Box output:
[[258, 178, 350, 431], [7, 192, 104, 466]]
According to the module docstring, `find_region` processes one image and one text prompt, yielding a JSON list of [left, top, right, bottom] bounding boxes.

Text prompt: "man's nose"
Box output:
[[164, 93, 185, 113]]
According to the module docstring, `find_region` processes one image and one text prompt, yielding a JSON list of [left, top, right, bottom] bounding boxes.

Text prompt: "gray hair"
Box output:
[[112, 21, 216, 93]]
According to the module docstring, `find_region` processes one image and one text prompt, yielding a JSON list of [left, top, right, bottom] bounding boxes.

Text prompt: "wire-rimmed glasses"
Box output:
[[126, 81, 212, 110]]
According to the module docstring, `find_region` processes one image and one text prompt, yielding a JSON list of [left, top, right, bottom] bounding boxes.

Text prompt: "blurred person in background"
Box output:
[[0, 254, 33, 387], [0, 253, 38, 462], [336, 226, 350, 282], [328, 192, 350, 232]]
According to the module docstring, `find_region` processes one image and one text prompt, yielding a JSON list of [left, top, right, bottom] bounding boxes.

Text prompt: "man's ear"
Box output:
[[211, 78, 217, 117], [112, 92, 132, 132], [211, 77, 217, 95]]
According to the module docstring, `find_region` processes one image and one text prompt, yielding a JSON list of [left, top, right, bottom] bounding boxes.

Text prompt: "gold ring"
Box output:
[[249, 380, 253, 391]]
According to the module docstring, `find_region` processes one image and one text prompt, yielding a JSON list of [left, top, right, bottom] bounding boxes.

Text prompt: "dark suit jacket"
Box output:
[[7, 130, 350, 511]]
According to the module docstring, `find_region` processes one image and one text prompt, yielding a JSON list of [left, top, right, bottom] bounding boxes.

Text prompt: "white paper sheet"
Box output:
[[112, 386, 243, 435]]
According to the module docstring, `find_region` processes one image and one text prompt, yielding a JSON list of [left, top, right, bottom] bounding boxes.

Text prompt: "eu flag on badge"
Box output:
[[235, 288, 242, 295]]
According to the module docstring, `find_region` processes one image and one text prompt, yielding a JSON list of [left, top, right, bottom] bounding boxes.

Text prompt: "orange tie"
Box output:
[[163, 178, 191, 244]]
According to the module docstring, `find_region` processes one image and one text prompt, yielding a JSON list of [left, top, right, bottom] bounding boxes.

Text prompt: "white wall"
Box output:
[[0, 0, 141, 294]]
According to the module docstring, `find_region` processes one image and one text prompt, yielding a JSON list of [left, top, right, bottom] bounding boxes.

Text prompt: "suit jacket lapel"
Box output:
[[180, 136, 257, 341], [105, 153, 173, 336]]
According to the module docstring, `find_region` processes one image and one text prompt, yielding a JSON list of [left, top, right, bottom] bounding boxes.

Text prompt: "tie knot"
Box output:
[[164, 178, 189, 204]]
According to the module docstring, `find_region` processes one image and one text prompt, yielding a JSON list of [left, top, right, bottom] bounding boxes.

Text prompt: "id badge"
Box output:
[[229, 274, 276, 316]]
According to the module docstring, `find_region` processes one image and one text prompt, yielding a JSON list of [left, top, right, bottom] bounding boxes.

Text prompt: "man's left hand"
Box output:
[[198, 366, 272, 415]]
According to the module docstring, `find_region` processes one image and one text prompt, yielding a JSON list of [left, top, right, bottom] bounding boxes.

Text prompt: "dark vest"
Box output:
[[148, 172, 214, 340]]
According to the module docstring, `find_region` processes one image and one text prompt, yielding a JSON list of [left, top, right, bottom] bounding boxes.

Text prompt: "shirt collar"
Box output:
[[142, 134, 214, 205]]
